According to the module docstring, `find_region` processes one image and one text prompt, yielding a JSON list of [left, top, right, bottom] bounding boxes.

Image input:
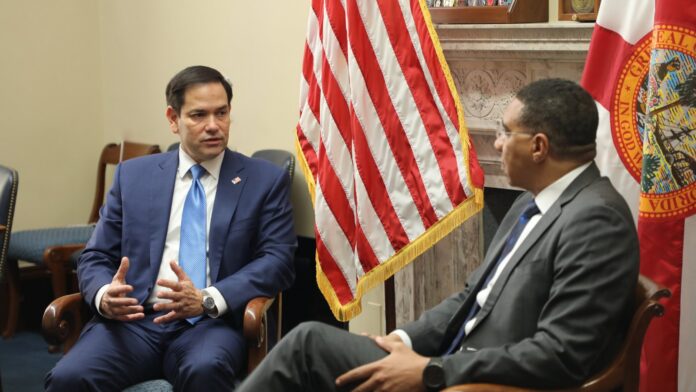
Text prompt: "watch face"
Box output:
[[423, 359, 445, 390], [203, 296, 215, 310]]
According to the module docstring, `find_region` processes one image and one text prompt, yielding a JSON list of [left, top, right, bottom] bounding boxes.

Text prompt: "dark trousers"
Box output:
[[237, 321, 389, 392], [45, 311, 245, 392]]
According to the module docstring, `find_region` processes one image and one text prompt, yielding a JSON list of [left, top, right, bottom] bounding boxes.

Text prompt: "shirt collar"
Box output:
[[534, 161, 591, 214], [177, 147, 224, 181]]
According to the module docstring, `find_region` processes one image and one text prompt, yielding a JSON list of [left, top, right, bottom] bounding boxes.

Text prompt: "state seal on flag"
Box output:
[[611, 24, 696, 219]]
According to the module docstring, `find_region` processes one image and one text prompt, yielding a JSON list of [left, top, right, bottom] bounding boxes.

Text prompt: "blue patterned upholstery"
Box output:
[[122, 380, 173, 392], [7, 225, 94, 265]]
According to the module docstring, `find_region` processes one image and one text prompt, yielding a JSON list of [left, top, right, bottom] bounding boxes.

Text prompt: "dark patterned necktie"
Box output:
[[444, 200, 540, 354]]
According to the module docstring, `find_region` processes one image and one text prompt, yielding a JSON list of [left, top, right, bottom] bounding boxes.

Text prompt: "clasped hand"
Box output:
[[152, 260, 204, 323], [335, 334, 429, 392], [99, 258, 203, 324]]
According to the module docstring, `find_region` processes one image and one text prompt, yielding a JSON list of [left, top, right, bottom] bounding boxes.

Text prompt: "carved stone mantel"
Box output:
[[393, 22, 594, 327], [441, 22, 594, 189]]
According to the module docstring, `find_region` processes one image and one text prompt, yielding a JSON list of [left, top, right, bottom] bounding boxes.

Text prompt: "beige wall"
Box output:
[[1, 0, 314, 235], [97, 0, 314, 236], [0, 1, 102, 231]]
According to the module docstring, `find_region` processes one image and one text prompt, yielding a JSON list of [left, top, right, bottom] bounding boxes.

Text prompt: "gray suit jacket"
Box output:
[[401, 163, 639, 389]]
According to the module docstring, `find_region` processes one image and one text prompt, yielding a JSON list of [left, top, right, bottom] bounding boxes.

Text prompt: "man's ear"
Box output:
[[166, 106, 179, 134], [531, 133, 549, 163]]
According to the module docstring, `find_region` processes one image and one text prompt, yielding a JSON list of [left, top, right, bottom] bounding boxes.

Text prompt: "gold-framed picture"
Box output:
[[558, 0, 601, 22]]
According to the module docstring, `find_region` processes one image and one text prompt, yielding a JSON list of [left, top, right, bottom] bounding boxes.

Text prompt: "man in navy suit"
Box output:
[[46, 65, 296, 391]]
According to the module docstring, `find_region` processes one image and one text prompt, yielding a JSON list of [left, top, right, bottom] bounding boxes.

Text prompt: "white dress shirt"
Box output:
[[95, 147, 229, 318], [392, 162, 592, 348]]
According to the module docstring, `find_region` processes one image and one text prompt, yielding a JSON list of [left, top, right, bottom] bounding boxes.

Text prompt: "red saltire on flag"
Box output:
[[581, 1, 696, 390], [296, 0, 484, 321]]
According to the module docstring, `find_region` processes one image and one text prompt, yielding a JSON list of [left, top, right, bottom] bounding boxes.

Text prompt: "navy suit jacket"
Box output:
[[77, 149, 296, 327]]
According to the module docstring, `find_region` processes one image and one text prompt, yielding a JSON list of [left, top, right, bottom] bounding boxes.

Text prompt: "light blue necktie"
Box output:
[[444, 200, 540, 354], [179, 164, 207, 324]]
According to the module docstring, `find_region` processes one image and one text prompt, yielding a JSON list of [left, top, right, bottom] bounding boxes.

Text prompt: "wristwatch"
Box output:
[[422, 357, 446, 391], [201, 290, 218, 316]]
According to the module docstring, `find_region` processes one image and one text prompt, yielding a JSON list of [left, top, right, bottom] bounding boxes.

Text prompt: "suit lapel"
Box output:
[[208, 150, 246, 282], [441, 210, 514, 341], [441, 202, 531, 345], [149, 151, 178, 280], [471, 163, 601, 328]]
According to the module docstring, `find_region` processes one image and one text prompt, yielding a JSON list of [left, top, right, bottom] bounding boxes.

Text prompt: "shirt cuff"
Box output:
[[94, 284, 110, 318], [390, 329, 412, 349], [205, 286, 228, 318]]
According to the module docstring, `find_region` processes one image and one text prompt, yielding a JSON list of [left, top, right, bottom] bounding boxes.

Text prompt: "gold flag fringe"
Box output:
[[316, 188, 484, 321]]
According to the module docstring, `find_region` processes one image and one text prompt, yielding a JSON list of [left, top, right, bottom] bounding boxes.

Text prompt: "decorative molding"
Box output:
[[436, 22, 594, 57], [441, 22, 593, 189]]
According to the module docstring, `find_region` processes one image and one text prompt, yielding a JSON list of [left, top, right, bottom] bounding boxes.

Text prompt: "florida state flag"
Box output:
[[581, 1, 696, 391]]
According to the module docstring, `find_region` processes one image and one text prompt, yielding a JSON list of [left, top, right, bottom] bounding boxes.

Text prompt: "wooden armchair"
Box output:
[[42, 292, 279, 381], [443, 275, 670, 392], [3, 141, 160, 338]]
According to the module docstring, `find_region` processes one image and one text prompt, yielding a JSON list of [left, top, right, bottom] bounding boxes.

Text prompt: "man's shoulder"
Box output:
[[577, 176, 628, 209], [119, 150, 174, 171], [562, 175, 635, 231]]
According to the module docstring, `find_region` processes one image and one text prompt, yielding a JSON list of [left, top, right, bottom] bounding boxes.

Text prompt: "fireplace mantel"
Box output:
[[439, 22, 593, 189], [392, 22, 594, 328], [436, 22, 593, 54]]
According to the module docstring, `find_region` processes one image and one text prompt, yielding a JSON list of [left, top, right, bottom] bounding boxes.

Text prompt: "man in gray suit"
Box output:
[[237, 79, 639, 391]]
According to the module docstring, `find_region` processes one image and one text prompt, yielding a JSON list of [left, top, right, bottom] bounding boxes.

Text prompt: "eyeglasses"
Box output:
[[495, 120, 533, 141]]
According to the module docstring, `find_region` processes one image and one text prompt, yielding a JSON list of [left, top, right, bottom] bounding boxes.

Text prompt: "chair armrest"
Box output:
[[42, 293, 89, 353], [43, 244, 85, 298], [43, 243, 86, 266], [243, 296, 275, 374]]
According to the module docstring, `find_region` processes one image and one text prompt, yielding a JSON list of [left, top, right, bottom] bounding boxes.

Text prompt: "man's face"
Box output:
[[166, 82, 230, 163], [494, 98, 535, 189]]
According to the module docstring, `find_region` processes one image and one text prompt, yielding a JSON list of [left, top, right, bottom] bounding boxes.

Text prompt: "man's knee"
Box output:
[[177, 355, 237, 389], [279, 321, 341, 358], [46, 359, 94, 392], [286, 320, 333, 340]]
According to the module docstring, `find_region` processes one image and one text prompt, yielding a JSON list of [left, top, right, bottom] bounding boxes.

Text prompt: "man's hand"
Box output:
[[99, 257, 145, 321], [153, 261, 204, 324], [336, 334, 429, 392]]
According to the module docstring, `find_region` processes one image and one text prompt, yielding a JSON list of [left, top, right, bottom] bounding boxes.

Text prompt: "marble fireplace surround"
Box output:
[[392, 22, 594, 327]]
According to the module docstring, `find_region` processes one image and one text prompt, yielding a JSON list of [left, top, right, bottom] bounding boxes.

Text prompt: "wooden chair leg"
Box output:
[[2, 259, 20, 338]]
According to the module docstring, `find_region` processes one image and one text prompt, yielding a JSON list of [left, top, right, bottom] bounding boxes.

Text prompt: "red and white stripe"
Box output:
[[297, 0, 483, 321], [582, 1, 696, 390]]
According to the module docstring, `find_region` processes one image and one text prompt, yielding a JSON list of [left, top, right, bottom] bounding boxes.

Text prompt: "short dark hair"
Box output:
[[166, 65, 233, 114], [515, 78, 597, 158]]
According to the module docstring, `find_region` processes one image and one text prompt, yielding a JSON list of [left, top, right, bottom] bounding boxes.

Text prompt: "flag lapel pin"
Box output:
[[231, 177, 241, 185]]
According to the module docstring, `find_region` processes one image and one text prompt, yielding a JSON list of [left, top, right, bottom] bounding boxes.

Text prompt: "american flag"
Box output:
[[296, 0, 484, 321]]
